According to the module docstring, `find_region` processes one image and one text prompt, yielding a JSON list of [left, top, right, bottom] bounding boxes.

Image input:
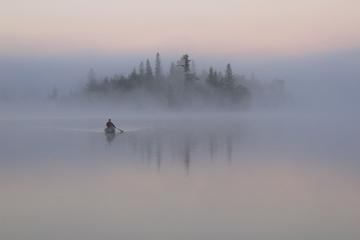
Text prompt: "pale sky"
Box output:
[[1, 0, 360, 56]]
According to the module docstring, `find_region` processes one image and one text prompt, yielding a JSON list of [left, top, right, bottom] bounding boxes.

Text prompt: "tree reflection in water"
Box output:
[[104, 123, 242, 173]]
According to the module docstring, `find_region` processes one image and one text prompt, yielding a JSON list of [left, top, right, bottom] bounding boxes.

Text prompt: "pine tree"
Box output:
[[155, 52, 163, 80], [181, 54, 191, 74], [207, 67, 218, 87], [180, 54, 194, 88], [145, 59, 153, 81], [130, 68, 138, 78], [128, 68, 138, 88], [223, 63, 235, 89]]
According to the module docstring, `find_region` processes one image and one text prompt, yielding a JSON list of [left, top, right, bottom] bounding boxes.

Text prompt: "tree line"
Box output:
[[83, 53, 277, 108]]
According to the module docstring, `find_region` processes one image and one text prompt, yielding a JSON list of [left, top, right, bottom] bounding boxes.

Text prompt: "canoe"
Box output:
[[104, 127, 116, 134]]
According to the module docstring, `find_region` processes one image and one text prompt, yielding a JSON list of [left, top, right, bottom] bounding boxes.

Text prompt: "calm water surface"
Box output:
[[0, 112, 359, 240]]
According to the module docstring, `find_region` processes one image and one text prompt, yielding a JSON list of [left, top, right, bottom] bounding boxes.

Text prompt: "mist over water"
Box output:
[[1, 0, 360, 236], [1, 103, 360, 240], [0, 46, 360, 240]]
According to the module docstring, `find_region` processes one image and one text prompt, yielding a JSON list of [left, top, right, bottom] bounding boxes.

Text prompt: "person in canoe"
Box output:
[[105, 119, 124, 134]]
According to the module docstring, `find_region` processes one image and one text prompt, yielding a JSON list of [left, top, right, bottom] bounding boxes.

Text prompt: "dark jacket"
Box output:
[[106, 121, 115, 128]]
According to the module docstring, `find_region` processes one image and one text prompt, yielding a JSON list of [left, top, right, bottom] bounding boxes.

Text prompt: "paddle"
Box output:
[[115, 127, 125, 133]]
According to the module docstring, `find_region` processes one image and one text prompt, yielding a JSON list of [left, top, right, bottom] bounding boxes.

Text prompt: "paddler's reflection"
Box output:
[[105, 131, 116, 144]]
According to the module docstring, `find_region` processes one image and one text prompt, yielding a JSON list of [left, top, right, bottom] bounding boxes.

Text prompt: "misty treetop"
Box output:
[[83, 53, 285, 109]]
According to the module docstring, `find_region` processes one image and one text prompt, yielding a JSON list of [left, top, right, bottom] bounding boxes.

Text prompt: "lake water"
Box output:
[[1, 110, 359, 240]]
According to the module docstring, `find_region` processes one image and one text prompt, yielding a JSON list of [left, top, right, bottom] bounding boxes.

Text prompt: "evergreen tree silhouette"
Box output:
[[223, 63, 235, 89], [155, 52, 163, 80], [145, 59, 154, 81], [139, 62, 145, 79]]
